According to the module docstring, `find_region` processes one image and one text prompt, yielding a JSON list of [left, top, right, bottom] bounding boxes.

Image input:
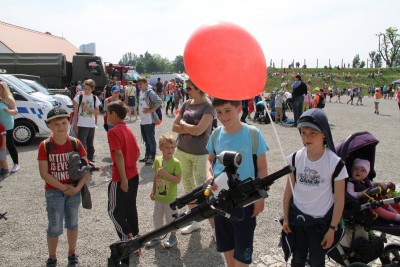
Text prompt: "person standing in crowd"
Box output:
[[240, 99, 249, 123], [73, 79, 101, 162], [155, 78, 164, 106], [356, 87, 363, 105], [103, 86, 121, 131], [145, 133, 182, 248], [124, 81, 138, 121], [291, 74, 307, 127], [275, 90, 285, 123], [347, 85, 355, 105], [0, 82, 19, 173], [282, 109, 347, 267], [106, 101, 141, 266], [38, 108, 89, 267], [138, 76, 162, 166], [374, 88, 382, 115], [103, 80, 114, 101], [172, 79, 216, 237], [205, 98, 268, 266]]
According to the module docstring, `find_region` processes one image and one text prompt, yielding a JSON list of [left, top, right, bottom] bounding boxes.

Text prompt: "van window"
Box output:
[[2, 75, 36, 94], [24, 80, 51, 95], [86, 59, 102, 76]]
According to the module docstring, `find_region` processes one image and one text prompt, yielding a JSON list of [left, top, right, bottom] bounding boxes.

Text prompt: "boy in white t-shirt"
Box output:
[[282, 108, 348, 266], [73, 79, 101, 161]]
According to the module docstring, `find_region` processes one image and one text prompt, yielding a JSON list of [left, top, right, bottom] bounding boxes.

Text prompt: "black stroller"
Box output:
[[327, 132, 400, 266]]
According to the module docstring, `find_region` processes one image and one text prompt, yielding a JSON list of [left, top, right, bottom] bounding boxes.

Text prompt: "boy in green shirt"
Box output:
[[146, 133, 182, 248]]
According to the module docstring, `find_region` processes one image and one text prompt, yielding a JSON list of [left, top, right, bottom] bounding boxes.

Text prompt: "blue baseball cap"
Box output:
[[111, 86, 120, 93]]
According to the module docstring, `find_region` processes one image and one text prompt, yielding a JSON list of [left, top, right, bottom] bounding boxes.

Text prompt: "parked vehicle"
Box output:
[[16, 75, 74, 114], [0, 74, 58, 146], [104, 63, 139, 86], [0, 53, 108, 95], [149, 73, 188, 87]]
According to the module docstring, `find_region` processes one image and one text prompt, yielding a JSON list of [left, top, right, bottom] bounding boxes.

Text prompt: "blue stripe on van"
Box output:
[[18, 107, 29, 114]]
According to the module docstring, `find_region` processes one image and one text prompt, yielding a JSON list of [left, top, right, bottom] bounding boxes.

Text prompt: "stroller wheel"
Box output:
[[348, 263, 369, 267], [381, 244, 400, 265]]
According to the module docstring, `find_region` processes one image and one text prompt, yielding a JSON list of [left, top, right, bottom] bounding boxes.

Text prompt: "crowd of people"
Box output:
[[0, 72, 392, 267]]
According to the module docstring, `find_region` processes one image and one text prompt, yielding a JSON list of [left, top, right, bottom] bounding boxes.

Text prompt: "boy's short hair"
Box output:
[[46, 108, 70, 123], [107, 100, 127, 119], [212, 98, 241, 108], [137, 76, 148, 83], [159, 133, 176, 147]]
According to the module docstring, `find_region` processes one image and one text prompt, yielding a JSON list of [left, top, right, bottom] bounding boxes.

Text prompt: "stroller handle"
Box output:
[[360, 196, 400, 210]]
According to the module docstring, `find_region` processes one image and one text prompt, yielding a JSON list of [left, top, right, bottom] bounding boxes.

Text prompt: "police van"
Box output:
[[0, 74, 59, 146]]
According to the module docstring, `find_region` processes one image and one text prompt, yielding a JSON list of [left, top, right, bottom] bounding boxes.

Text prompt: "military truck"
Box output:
[[0, 53, 107, 95]]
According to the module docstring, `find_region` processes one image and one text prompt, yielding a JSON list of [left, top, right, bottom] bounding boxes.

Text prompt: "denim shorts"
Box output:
[[45, 189, 81, 237]]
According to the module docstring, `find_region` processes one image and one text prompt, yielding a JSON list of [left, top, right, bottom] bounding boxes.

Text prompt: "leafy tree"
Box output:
[[172, 56, 185, 72], [352, 54, 361, 68], [377, 27, 400, 67], [359, 61, 366, 68]]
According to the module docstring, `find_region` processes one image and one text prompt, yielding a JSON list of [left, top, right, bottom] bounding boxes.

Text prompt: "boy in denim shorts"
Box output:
[[205, 98, 269, 266], [0, 123, 9, 177], [37, 108, 89, 267]]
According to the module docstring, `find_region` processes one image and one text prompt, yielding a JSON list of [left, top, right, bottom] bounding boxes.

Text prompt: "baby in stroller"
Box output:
[[347, 158, 400, 223], [327, 132, 400, 266]]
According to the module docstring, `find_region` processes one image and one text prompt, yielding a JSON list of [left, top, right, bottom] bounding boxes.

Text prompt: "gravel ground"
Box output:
[[0, 96, 399, 267]]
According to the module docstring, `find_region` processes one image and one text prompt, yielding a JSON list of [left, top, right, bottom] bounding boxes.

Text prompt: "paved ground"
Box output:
[[0, 95, 399, 266]]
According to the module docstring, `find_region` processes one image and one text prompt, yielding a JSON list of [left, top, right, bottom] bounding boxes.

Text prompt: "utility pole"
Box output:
[[317, 59, 318, 68]]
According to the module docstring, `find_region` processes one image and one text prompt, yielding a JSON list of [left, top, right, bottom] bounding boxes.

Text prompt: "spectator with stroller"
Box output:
[[172, 79, 215, 237], [347, 158, 400, 222], [291, 74, 308, 127], [282, 108, 348, 267]]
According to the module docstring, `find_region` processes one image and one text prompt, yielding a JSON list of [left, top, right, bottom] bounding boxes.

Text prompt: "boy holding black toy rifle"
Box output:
[[205, 98, 269, 267]]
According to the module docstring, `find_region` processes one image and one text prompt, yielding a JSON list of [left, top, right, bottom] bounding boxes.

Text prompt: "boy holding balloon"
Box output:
[[205, 98, 269, 266]]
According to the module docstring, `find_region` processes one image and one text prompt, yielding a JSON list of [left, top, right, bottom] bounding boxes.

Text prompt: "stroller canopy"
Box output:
[[335, 132, 379, 180]]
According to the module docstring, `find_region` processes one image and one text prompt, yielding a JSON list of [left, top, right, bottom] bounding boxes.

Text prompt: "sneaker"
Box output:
[[10, 164, 20, 173], [67, 254, 79, 267], [163, 235, 177, 248], [46, 258, 57, 267], [145, 157, 154, 166], [145, 238, 161, 247], [139, 156, 148, 163], [181, 221, 201, 234]]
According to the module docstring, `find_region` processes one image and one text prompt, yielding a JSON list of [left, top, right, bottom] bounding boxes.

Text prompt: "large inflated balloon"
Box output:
[[184, 22, 267, 100]]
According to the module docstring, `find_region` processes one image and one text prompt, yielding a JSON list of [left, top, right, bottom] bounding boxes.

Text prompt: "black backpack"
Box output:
[[317, 95, 325, 108]]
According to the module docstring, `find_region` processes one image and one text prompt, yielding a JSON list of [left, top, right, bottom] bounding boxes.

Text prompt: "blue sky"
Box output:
[[2, 0, 399, 68]]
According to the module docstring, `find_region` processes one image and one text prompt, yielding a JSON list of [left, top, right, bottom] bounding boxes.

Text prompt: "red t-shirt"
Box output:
[[107, 122, 139, 182], [37, 135, 87, 190], [0, 124, 6, 147]]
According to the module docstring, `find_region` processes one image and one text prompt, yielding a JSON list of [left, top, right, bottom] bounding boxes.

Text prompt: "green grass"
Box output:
[[263, 67, 400, 92]]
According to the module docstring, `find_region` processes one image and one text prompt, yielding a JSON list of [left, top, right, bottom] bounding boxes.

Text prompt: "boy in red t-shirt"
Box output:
[[37, 108, 89, 267], [106, 100, 140, 265], [0, 123, 8, 176]]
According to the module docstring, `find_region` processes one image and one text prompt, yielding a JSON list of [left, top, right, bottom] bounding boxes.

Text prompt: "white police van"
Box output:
[[0, 74, 59, 146]]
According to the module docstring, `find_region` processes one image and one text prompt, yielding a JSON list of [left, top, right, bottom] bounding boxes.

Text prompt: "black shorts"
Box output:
[[214, 205, 256, 264]]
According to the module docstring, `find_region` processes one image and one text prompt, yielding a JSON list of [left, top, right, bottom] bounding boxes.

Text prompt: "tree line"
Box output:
[[118, 51, 184, 74], [118, 27, 400, 72]]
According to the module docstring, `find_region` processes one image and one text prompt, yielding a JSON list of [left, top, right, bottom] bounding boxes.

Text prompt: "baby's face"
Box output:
[[352, 166, 368, 181]]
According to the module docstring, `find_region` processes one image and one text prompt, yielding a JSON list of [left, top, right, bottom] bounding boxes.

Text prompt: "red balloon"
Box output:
[[184, 22, 267, 100]]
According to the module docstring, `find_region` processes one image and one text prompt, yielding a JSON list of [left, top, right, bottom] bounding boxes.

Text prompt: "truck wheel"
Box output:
[[13, 121, 36, 146]]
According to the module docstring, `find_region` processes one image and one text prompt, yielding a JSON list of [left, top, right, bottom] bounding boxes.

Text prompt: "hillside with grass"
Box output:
[[263, 67, 400, 92]]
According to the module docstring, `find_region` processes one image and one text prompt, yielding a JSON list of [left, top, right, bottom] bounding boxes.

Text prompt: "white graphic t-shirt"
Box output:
[[74, 94, 101, 128], [139, 91, 152, 125], [287, 147, 348, 218]]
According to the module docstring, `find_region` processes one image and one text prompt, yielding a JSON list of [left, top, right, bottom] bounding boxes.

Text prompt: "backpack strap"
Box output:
[[43, 136, 79, 159], [291, 151, 344, 193], [212, 125, 259, 176], [331, 159, 345, 194], [78, 94, 97, 112]]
